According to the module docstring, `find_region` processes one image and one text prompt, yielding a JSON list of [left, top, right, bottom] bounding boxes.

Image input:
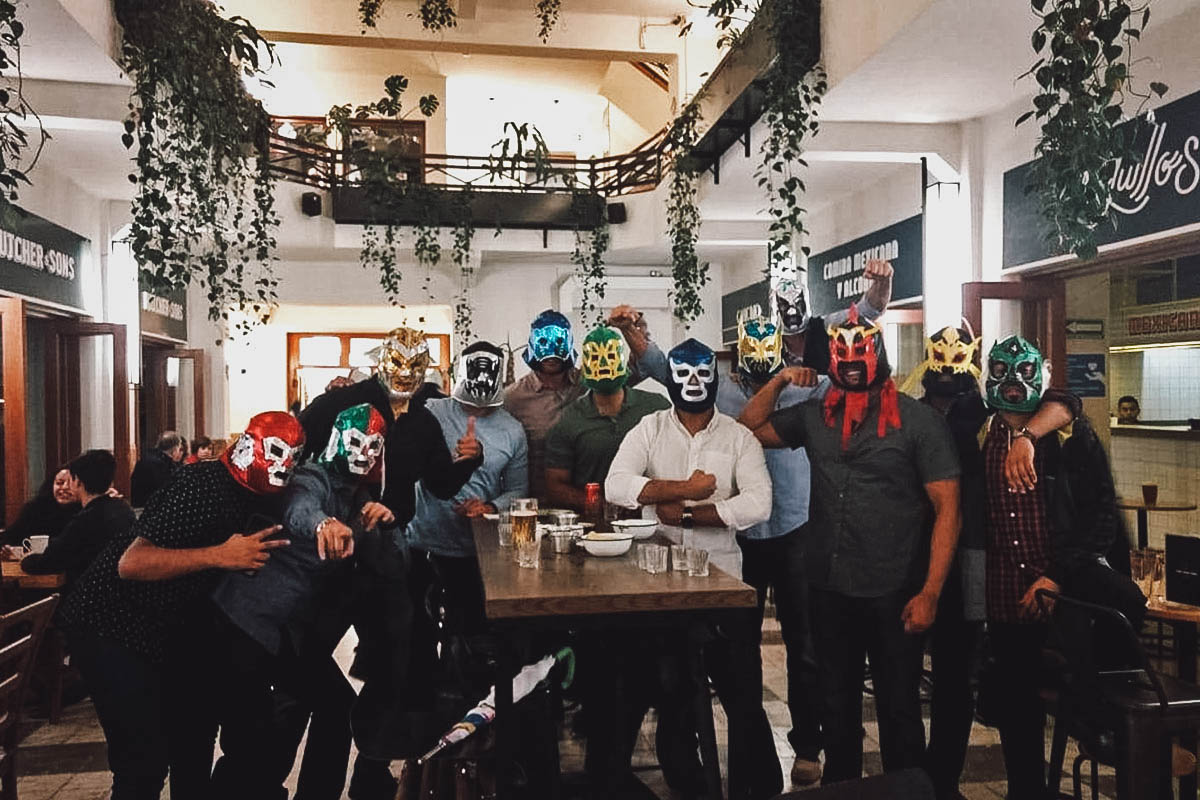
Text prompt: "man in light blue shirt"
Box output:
[[609, 274, 890, 785], [406, 342, 528, 662]]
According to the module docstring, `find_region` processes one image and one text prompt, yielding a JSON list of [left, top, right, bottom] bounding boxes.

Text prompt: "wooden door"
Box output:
[[44, 322, 132, 496], [962, 279, 1067, 389], [0, 298, 26, 525], [143, 347, 207, 442]]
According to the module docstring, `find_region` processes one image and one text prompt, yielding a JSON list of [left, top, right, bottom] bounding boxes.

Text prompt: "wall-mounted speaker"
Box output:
[[607, 202, 628, 225], [301, 192, 322, 217]]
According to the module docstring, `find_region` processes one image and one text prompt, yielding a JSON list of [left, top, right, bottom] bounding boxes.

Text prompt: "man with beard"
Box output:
[[503, 310, 587, 500], [610, 313, 828, 786], [606, 338, 777, 800], [741, 307, 961, 784], [295, 327, 482, 800], [773, 259, 893, 373], [59, 412, 304, 800], [901, 326, 1076, 800], [210, 403, 393, 800]]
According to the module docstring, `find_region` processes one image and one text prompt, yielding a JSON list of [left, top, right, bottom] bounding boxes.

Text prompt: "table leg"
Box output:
[[1138, 509, 1150, 550], [688, 627, 723, 800], [494, 645, 517, 800], [1177, 622, 1198, 800]]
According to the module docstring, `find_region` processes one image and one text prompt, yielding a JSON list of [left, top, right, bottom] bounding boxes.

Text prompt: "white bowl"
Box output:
[[577, 532, 634, 557], [611, 519, 658, 539]]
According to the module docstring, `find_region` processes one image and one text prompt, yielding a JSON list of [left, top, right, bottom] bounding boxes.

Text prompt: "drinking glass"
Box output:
[[511, 499, 538, 546], [548, 527, 573, 554], [671, 545, 688, 572], [1142, 483, 1159, 506], [636, 543, 650, 571], [687, 548, 710, 577], [516, 537, 541, 569], [1149, 548, 1166, 604], [646, 544, 668, 574], [1131, 550, 1147, 599], [498, 509, 514, 548]]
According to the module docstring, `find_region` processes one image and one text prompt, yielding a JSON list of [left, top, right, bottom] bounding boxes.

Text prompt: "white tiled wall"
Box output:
[[1139, 349, 1200, 420], [1110, 434, 1200, 547]]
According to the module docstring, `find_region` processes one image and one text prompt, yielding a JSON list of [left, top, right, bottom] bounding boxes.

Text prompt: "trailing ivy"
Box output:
[[664, 101, 707, 325], [1017, 0, 1165, 260], [571, 192, 611, 329], [535, 0, 562, 42], [0, 1, 48, 221], [451, 188, 476, 342], [358, 0, 560, 39], [117, 0, 280, 332]]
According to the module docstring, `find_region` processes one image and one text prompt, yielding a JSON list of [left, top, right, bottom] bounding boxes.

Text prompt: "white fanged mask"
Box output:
[[342, 428, 385, 476], [230, 433, 255, 471], [262, 435, 301, 487], [669, 359, 715, 403]]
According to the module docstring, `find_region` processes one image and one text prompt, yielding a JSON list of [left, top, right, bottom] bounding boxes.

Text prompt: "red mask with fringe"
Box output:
[[823, 305, 902, 449]]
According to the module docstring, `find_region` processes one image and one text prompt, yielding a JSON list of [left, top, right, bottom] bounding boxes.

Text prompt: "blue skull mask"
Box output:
[[667, 338, 719, 413], [523, 310, 576, 369]]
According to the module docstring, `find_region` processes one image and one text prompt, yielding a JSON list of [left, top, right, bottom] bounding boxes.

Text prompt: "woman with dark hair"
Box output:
[[185, 436, 213, 465], [2, 466, 80, 549]]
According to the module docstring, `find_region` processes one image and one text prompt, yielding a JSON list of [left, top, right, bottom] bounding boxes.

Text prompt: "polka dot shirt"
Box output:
[[60, 461, 269, 664]]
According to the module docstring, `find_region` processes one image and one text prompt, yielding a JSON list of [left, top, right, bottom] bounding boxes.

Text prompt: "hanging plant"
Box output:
[[571, 192, 611, 329], [117, 0, 280, 332], [358, 0, 560, 39], [664, 100, 707, 325], [450, 187, 477, 342], [0, 2, 49, 221], [1017, 0, 1166, 260], [535, 0, 562, 42], [329, 74, 439, 304]]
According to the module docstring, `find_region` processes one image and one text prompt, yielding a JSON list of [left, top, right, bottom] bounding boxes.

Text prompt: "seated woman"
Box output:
[[184, 436, 213, 464], [2, 466, 80, 551], [21, 450, 135, 590]]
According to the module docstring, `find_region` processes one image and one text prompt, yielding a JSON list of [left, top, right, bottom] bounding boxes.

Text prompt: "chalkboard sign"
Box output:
[[140, 283, 188, 341], [807, 214, 923, 317]]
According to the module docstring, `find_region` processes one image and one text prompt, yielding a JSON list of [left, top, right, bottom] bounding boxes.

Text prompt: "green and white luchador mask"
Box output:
[[319, 403, 387, 483], [985, 335, 1044, 413]]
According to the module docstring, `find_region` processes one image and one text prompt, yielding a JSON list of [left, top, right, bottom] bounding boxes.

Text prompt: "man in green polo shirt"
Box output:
[[544, 324, 669, 509]]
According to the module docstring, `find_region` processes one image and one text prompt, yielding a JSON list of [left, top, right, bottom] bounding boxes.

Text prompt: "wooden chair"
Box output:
[[0, 595, 59, 800]]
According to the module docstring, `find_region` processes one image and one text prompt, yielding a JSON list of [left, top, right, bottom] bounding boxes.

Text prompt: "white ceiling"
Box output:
[[33, 125, 134, 201], [16, 0, 125, 85], [821, 0, 1200, 124]]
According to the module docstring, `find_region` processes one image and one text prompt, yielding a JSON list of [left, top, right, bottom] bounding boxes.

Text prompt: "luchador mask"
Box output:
[[920, 326, 982, 398], [667, 338, 719, 413], [827, 305, 889, 392], [580, 326, 629, 394], [373, 327, 430, 400], [222, 411, 306, 495], [737, 317, 784, 384], [318, 403, 386, 482], [523, 310, 576, 370], [986, 335, 1044, 413], [452, 342, 506, 408], [773, 278, 811, 335]]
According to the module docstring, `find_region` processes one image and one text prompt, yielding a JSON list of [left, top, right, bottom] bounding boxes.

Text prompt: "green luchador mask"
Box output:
[[580, 326, 629, 394], [985, 335, 1044, 413], [318, 403, 387, 483]]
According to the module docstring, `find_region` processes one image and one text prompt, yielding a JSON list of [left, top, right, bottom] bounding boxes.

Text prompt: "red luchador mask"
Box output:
[[827, 305, 888, 392], [221, 411, 306, 495]]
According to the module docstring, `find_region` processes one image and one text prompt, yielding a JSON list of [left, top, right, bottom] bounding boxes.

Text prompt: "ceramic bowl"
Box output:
[[610, 519, 658, 539], [577, 532, 634, 557]]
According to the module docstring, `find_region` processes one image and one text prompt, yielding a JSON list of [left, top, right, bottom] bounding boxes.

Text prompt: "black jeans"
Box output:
[[737, 531, 822, 760], [988, 621, 1049, 798], [67, 630, 170, 800], [705, 608, 785, 800], [809, 588, 926, 784], [924, 577, 984, 800]]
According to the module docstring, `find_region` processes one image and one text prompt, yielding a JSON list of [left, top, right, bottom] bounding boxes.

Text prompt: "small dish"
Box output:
[[611, 519, 658, 539], [483, 513, 500, 521], [578, 532, 634, 557]]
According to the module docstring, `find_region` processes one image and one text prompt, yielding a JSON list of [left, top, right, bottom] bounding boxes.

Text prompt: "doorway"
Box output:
[[141, 341, 207, 450], [962, 279, 1067, 388], [0, 298, 26, 525]]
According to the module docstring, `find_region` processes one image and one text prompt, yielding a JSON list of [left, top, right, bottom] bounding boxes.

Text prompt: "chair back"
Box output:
[[0, 595, 59, 746], [1037, 589, 1168, 708]]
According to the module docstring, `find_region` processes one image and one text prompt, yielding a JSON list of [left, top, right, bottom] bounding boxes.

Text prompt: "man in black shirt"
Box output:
[[129, 431, 184, 507], [21, 449, 133, 590], [59, 412, 305, 800]]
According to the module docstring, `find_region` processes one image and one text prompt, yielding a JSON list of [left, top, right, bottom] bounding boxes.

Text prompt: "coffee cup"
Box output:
[[22, 535, 50, 555]]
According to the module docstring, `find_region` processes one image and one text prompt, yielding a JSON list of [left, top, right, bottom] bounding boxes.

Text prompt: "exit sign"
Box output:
[[1066, 319, 1105, 339]]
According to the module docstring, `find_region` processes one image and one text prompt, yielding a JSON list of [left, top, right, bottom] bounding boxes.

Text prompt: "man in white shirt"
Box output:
[[606, 337, 781, 799]]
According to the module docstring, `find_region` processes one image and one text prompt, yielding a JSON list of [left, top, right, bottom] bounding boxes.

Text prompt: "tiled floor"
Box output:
[[17, 614, 1117, 799]]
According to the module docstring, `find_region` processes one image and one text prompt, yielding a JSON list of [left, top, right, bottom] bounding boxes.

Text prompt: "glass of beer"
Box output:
[[511, 498, 538, 546]]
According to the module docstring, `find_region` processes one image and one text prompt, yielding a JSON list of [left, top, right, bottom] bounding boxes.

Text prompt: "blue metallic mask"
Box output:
[[523, 310, 576, 369], [666, 338, 719, 413]]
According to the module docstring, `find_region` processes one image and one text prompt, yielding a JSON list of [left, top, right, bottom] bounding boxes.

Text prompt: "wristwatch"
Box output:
[[1014, 426, 1038, 445], [681, 508, 694, 529]]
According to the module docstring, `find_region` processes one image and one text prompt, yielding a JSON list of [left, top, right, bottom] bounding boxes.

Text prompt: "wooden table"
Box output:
[[1147, 601, 1200, 799], [473, 522, 756, 800], [1118, 500, 1197, 549], [1, 561, 65, 590]]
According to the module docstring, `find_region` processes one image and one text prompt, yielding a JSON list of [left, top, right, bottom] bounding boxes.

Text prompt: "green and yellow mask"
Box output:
[[580, 326, 629, 394], [986, 335, 1044, 413]]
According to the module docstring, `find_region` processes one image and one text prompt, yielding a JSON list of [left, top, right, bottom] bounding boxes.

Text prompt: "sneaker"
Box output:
[[791, 757, 822, 786]]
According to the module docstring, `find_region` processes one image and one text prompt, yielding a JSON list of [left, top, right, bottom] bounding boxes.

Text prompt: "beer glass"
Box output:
[[511, 498, 538, 546]]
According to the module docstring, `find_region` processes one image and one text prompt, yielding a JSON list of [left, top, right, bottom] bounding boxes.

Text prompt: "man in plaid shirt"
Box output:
[[980, 335, 1124, 798]]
